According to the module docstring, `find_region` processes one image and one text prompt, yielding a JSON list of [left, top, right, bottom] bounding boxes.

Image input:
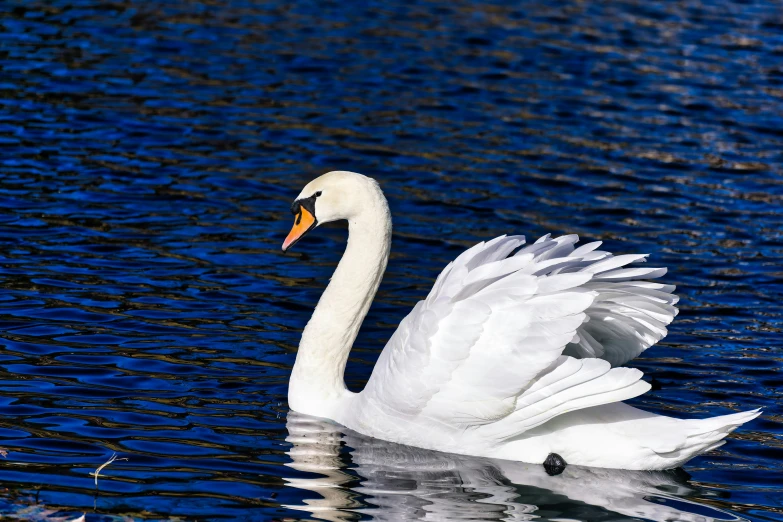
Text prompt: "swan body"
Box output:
[[285, 412, 743, 522], [283, 171, 760, 470]]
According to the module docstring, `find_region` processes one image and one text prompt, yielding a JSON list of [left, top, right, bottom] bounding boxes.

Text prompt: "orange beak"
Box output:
[[282, 207, 317, 252]]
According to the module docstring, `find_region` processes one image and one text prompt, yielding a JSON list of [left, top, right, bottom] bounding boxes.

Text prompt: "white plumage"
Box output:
[[283, 171, 760, 470]]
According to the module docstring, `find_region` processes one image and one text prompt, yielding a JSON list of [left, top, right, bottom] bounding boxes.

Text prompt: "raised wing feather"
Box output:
[[359, 234, 677, 438]]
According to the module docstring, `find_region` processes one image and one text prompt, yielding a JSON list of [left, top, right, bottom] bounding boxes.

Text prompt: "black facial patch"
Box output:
[[290, 193, 318, 219]]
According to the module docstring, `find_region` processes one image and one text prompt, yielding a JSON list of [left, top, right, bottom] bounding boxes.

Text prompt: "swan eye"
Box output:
[[315, 191, 322, 197]]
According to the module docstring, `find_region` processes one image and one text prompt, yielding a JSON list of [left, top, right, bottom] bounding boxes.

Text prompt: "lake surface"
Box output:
[[0, 0, 782, 520]]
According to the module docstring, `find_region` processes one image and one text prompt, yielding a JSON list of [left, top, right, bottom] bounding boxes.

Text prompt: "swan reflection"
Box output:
[[284, 412, 744, 522]]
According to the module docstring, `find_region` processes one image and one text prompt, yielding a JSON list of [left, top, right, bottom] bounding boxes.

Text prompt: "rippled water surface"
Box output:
[[1, 0, 782, 520]]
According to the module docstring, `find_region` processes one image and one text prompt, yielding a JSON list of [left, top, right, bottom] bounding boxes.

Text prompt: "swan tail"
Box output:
[[492, 405, 761, 469], [654, 408, 762, 464]]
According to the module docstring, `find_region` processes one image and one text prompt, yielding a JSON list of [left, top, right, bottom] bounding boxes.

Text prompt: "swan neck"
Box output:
[[289, 197, 391, 417]]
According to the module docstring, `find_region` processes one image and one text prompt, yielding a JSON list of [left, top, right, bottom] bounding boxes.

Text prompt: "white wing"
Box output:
[[360, 234, 677, 436]]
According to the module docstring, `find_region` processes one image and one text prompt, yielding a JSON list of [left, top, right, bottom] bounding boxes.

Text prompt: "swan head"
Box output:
[[283, 171, 380, 251]]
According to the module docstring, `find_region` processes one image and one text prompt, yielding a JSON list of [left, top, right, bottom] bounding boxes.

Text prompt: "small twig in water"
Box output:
[[89, 452, 128, 487]]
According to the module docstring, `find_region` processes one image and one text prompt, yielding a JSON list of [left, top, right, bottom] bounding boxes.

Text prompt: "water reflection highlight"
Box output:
[[285, 412, 744, 522]]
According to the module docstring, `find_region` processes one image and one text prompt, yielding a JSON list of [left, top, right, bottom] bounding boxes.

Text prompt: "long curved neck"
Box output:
[[288, 192, 391, 418]]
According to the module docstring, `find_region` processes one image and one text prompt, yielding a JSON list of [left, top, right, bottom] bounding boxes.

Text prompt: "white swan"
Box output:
[[282, 170, 760, 470]]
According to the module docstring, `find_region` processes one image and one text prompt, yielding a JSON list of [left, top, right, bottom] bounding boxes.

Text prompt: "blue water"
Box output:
[[0, 0, 781, 520]]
